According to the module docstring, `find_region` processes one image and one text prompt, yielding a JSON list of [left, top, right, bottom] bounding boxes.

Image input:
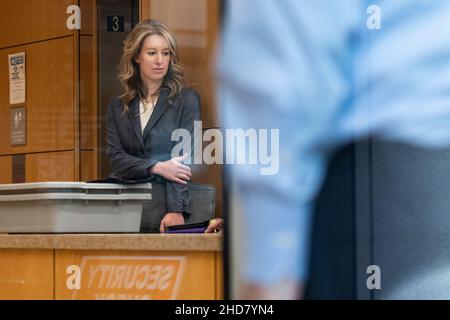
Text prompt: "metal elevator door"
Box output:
[[97, 0, 139, 178]]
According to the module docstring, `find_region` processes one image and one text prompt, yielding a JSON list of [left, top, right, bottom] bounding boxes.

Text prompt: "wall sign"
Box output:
[[8, 52, 26, 105], [10, 107, 26, 146]]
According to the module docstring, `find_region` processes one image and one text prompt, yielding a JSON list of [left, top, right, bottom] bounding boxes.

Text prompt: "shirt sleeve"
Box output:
[[217, 0, 359, 284]]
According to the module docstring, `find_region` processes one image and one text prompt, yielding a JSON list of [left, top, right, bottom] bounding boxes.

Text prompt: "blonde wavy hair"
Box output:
[[118, 19, 186, 112]]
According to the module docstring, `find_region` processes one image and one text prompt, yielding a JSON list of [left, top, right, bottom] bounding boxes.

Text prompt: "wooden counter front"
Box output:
[[0, 233, 223, 300]]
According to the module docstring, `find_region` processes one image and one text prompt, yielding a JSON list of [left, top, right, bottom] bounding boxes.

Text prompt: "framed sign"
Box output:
[[8, 52, 26, 105], [10, 107, 26, 146]]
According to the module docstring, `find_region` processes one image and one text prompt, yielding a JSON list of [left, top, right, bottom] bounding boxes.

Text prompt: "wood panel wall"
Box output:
[[0, 0, 98, 183], [79, 0, 98, 181], [26, 151, 75, 182], [0, 37, 75, 155], [0, 157, 12, 184], [0, 0, 73, 48]]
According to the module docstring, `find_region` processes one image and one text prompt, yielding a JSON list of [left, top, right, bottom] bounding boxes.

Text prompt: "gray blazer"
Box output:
[[106, 87, 201, 215]]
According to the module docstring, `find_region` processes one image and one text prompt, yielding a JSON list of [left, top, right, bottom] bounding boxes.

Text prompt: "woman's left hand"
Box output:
[[159, 212, 185, 233]]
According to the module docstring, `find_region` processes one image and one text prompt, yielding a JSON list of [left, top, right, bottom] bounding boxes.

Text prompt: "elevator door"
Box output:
[[97, 0, 139, 178]]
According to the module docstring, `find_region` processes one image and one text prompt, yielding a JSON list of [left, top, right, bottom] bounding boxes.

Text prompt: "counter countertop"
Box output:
[[0, 233, 223, 251]]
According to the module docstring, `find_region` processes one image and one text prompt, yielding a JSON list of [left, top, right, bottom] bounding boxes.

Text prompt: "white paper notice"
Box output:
[[8, 52, 26, 105]]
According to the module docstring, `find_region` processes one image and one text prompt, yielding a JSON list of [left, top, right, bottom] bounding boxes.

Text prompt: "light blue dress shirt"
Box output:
[[217, 0, 450, 285]]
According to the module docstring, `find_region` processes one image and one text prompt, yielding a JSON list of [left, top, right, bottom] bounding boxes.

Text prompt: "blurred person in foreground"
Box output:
[[217, 0, 450, 299]]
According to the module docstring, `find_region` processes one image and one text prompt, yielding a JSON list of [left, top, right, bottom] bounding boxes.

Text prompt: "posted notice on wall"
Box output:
[[8, 52, 26, 105]]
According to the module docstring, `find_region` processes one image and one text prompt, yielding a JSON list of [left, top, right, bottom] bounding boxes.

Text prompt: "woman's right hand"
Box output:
[[150, 153, 192, 184]]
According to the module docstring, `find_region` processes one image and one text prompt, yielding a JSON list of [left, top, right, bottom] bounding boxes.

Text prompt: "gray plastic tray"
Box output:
[[0, 182, 152, 233]]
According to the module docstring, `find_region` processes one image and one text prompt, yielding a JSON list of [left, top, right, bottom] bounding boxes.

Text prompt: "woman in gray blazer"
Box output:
[[106, 19, 201, 233]]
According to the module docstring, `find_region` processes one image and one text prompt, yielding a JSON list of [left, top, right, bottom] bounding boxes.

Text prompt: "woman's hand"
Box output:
[[150, 153, 192, 184], [160, 212, 185, 233], [205, 218, 224, 233]]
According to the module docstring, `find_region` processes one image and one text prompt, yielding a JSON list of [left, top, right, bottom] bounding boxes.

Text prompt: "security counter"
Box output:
[[0, 233, 223, 300]]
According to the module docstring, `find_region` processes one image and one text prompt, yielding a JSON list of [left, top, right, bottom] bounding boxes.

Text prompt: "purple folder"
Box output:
[[164, 220, 210, 234]]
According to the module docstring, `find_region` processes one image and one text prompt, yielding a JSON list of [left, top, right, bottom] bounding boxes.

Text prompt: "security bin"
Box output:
[[0, 182, 152, 233]]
